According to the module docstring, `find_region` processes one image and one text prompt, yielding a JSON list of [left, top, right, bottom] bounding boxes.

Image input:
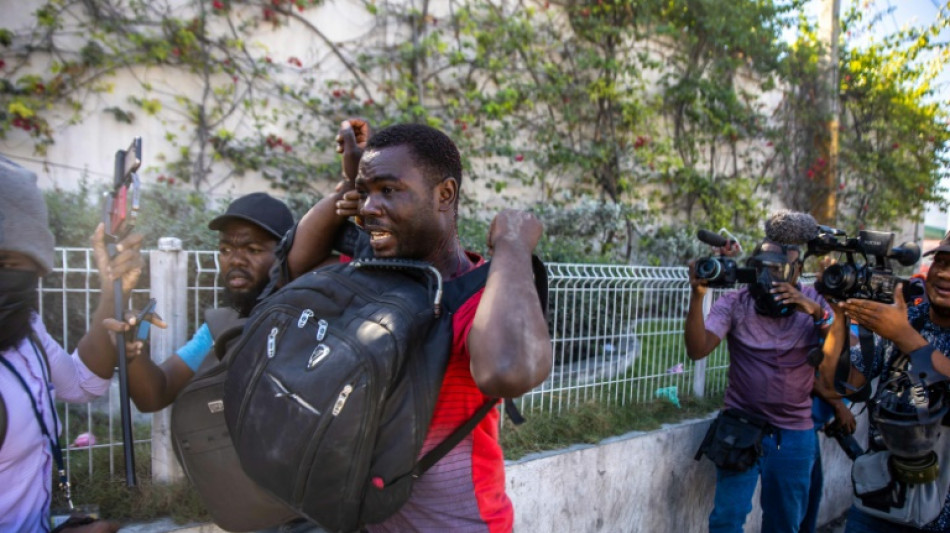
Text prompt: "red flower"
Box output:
[[515, 154, 524, 162], [332, 89, 342, 98], [634, 136, 648, 149], [212, 0, 225, 10], [806, 169, 815, 179], [838, 183, 845, 190], [0, 59, 5, 69], [288, 57, 302, 67], [363, 98, 374, 106], [766, 141, 773, 147], [892, 142, 900, 149]]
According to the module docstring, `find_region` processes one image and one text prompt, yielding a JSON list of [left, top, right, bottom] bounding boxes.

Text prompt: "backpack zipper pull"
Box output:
[[308, 344, 331, 370], [315, 319, 328, 341], [297, 309, 314, 328], [267, 327, 279, 358], [332, 384, 353, 416]]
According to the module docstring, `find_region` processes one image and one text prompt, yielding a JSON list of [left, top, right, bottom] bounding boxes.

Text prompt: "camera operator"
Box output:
[[686, 234, 845, 533], [829, 235, 950, 533]]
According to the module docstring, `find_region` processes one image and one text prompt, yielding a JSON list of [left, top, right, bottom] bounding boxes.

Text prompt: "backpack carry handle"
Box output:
[[350, 258, 444, 317]]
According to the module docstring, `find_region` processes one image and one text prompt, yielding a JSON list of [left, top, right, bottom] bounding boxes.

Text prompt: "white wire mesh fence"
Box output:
[[40, 247, 731, 481]]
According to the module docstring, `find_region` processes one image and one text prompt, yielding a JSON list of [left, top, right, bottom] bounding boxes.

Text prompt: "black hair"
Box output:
[[365, 123, 463, 190]]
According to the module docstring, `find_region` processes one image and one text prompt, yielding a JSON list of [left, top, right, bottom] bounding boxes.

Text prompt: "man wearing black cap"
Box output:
[[830, 233, 950, 532], [124, 192, 294, 412]]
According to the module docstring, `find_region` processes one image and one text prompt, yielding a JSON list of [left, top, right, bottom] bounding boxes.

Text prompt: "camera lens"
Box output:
[[822, 264, 857, 293], [696, 258, 722, 281]]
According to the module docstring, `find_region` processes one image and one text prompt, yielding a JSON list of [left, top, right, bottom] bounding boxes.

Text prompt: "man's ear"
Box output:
[[437, 177, 459, 212]]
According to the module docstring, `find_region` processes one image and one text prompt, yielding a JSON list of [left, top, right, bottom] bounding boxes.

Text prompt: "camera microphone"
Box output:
[[697, 229, 728, 248], [817, 224, 846, 236], [765, 210, 819, 245]]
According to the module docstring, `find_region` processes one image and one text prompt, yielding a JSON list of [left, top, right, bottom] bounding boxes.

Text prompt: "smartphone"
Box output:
[[103, 138, 142, 241], [135, 298, 157, 341]]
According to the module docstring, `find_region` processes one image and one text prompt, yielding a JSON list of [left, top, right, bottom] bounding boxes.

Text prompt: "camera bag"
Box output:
[[223, 255, 546, 533], [170, 307, 298, 531], [694, 408, 774, 472], [852, 428, 950, 527]]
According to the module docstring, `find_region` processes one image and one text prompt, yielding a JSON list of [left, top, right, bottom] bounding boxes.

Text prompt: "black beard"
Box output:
[[223, 283, 267, 317]]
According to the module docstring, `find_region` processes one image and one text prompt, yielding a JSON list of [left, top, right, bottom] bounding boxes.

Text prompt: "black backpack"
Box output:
[[170, 307, 299, 531], [223, 256, 545, 532]]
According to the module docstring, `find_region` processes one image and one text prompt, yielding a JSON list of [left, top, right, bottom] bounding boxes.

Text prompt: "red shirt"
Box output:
[[369, 258, 512, 533]]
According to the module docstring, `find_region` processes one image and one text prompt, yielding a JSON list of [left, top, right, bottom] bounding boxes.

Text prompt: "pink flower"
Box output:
[[72, 432, 96, 448]]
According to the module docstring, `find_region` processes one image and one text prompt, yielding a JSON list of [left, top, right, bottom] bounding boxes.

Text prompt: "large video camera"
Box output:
[[806, 227, 920, 303], [694, 229, 756, 288]]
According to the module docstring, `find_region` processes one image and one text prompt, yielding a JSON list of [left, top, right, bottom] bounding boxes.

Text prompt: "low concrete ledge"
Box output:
[[129, 413, 866, 532], [507, 413, 866, 532]]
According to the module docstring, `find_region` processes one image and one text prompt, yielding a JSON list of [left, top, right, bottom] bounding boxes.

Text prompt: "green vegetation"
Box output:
[[4, 0, 946, 266], [55, 407, 210, 523], [60, 448, 209, 524], [501, 393, 724, 461]]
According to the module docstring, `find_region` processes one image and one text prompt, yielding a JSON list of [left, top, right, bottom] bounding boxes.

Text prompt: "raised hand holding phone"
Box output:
[[101, 138, 143, 487]]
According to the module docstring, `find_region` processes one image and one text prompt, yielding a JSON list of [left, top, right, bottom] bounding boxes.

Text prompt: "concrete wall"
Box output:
[[162, 412, 867, 533], [506, 413, 868, 533]]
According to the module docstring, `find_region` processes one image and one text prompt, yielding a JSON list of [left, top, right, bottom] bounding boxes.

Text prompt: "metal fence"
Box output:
[[41, 246, 731, 481]]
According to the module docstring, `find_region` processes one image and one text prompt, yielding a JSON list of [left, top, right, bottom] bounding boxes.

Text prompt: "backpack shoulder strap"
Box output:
[[412, 397, 498, 478], [203, 307, 248, 363], [442, 254, 548, 314], [410, 255, 549, 477]]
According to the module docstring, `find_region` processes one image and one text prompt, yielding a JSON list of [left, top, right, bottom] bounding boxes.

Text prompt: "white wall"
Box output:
[[507, 414, 866, 532]]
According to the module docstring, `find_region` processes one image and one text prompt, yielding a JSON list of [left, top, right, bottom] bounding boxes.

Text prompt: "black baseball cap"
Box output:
[[924, 232, 950, 257], [208, 192, 294, 240]]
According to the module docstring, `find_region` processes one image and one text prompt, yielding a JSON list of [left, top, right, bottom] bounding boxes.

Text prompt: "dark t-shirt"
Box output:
[[706, 286, 830, 430], [850, 302, 950, 531]]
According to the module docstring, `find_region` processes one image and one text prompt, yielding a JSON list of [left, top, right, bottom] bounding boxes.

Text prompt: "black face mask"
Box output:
[[747, 252, 794, 318], [0, 269, 39, 351]]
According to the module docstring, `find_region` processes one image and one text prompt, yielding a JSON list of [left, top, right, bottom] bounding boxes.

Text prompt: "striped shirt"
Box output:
[[369, 259, 512, 533]]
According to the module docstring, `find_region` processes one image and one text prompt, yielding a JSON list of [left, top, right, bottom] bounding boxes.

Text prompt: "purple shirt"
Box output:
[[705, 286, 830, 430], [0, 314, 110, 532]]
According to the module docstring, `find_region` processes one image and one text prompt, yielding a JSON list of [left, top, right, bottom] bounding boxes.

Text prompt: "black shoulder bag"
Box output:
[[695, 408, 775, 472]]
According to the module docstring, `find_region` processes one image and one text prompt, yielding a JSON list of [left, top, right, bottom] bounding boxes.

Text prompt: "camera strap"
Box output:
[[833, 319, 873, 403]]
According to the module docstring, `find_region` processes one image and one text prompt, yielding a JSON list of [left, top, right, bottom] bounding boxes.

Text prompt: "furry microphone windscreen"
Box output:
[[764, 210, 819, 245]]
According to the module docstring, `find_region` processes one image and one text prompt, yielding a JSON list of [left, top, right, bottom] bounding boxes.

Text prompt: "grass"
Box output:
[[55, 441, 210, 524], [54, 406, 211, 524], [500, 392, 724, 461]]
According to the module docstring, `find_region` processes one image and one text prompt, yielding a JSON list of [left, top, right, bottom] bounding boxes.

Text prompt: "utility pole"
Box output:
[[814, 0, 841, 225]]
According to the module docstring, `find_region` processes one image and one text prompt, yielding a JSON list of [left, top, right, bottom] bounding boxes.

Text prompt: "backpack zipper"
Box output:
[[332, 384, 353, 416], [266, 372, 321, 416]]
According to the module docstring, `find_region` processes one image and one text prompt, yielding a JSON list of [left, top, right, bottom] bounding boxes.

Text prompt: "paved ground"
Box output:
[[817, 512, 848, 533]]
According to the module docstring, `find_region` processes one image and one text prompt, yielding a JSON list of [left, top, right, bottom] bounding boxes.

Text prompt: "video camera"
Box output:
[[694, 229, 756, 288], [805, 226, 921, 304]]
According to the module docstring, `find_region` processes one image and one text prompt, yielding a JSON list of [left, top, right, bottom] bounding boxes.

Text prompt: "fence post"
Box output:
[[148, 237, 188, 482], [691, 291, 713, 398]]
